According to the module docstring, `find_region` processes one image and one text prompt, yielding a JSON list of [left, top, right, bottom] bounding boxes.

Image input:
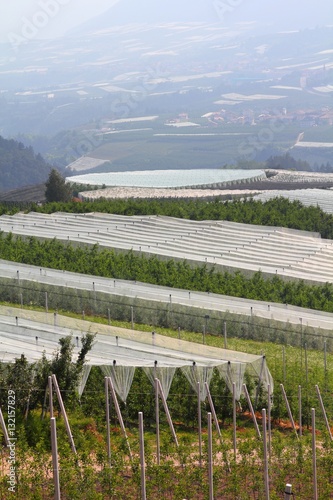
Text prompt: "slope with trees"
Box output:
[[0, 136, 53, 192]]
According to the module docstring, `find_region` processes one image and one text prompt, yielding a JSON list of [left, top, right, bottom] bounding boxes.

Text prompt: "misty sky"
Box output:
[[0, 0, 119, 41], [1, 0, 332, 42]]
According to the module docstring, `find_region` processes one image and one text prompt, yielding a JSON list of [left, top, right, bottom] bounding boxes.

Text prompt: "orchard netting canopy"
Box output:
[[66, 169, 266, 189], [0, 306, 272, 401], [0, 212, 331, 283]]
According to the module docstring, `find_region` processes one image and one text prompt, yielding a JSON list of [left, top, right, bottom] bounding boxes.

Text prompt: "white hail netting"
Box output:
[[143, 366, 177, 399], [0, 306, 273, 400], [100, 365, 136, 403], [78, 365, 92, 398], [216, 362, 247, 400], [181, 365, 216, 402]]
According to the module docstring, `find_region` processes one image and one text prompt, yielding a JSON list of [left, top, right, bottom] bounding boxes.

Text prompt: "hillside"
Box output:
[[0, 136, 52, 192]]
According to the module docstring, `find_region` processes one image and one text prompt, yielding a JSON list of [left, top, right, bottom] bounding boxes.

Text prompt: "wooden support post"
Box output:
[[50, 417, 61, 500]]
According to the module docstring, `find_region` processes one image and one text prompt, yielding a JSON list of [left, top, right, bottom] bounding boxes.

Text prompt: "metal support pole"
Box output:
[[312, 408, 318, 500], [207, 412, 214, 500], [284, 483, 292, 499], [50, 417, 61, 500], [51, 375, 77, 454], [298, 385, 302, 437], [282, 346, 286, 384], [45, 291, 48, 313], [108, 308, 111, 325], [243, 384, 261, 439], [131, 306, 134, 330], [255, 357, 265, 411], [232, 382, 237, 458], [48, 376, 53, 419], [105, 377, 111, 465], [155, 378, 160, 465], [223, 321, 227, 349], [262, 408, 270, 500], [139, 412, 146, 500], [324, 340, 327, 390], [267, 384, 272, 457], [197, 381, 202, 467], [0, 406, 10, 446]]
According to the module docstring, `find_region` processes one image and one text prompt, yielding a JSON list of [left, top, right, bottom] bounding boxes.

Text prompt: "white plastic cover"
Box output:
[[143, 365, 177, 399]]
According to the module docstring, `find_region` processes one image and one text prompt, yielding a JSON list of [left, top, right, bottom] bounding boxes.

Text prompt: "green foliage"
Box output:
[[0, 333, 95, 416], [45, 169, 72, 202], [16, 196, 333, 239], [0, 135, 52, 191], [2, 232, 333, 316]]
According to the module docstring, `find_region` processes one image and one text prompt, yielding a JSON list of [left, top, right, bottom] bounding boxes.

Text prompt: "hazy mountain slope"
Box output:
[[0, 136, 52, 192], [73, 0, 332, 35]]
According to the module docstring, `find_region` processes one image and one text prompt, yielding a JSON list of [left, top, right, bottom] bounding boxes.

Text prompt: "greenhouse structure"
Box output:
[[66, 168, 266, 189], [0, 306, 273, 402]]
